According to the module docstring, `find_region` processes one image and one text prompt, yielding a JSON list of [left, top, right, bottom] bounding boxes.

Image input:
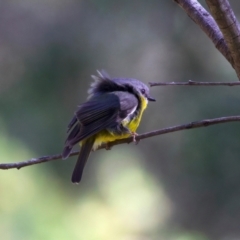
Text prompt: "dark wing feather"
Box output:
[[75, 93, 120, 135], [77, 98, 118, 125], [67, 115, 78, 133], [114, 91, 138, 118], [62, 122, 81, 158], [62, 93, 120, 158], [62, 91, 139, 159]]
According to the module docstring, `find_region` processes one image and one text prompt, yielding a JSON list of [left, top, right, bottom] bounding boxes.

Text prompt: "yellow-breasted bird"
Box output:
[[62, 70, 155, 183]]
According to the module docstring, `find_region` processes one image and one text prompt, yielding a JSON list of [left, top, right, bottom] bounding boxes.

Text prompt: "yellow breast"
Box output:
[[128, 95, 148, 132]]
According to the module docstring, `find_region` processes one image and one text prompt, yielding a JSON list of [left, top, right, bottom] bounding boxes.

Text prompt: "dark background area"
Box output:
[[1, 1, 240, 239]]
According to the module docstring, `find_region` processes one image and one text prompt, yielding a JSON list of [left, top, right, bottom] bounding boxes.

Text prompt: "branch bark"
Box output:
[[1, 115, 240, 170], [149, 80, 240, 86], [205, 0, 240, 79], [174, 0, 234, 68]]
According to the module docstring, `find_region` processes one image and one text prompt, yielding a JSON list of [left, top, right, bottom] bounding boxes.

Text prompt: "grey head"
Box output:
[[88, 70, 155, 102]]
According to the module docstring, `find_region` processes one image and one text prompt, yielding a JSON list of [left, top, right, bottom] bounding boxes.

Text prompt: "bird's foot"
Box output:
[[131, 132, 140, 145]]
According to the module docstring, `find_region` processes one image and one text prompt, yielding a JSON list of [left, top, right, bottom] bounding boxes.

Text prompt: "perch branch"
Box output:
[[1, 115, 240, 170]]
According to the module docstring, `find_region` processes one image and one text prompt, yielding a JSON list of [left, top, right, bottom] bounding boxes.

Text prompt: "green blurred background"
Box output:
[[1, 0, 240, 239]]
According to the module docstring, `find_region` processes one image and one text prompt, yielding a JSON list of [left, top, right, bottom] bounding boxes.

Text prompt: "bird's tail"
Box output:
[[71, 137, 95, 183]]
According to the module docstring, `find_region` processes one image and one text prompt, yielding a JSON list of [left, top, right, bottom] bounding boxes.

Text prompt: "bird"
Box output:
[[62, 70, 155, 183]]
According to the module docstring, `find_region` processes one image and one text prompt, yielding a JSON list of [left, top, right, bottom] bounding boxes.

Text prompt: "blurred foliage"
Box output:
[[0, 0, 240, 239]]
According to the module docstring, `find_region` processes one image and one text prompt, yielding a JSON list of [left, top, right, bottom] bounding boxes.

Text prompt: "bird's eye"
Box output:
[[141, 89, 145, 94]]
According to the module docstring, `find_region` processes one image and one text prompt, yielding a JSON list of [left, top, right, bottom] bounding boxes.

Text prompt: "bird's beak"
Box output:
[[147, 96, 156, 102]]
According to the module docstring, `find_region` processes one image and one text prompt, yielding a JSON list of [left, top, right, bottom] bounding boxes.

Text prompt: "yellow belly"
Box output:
[[92, 95, 148, 149]]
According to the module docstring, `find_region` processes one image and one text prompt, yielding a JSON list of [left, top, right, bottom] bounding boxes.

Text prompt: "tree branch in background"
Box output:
[[1, 116, 240, 170], [173, 0, 234, 68], [149, 80, 240, 87], [205, 0, 240, 79]]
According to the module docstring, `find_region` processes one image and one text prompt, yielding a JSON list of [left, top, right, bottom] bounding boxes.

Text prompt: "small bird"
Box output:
[[62, 70, 155, 183]]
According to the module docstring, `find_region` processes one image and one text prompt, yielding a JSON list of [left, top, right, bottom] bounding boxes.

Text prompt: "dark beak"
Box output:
[[147, 96, 156, 102]]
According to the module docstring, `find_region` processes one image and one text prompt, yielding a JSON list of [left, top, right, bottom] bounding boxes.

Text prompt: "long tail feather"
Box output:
[[71, 137, 95, 183]]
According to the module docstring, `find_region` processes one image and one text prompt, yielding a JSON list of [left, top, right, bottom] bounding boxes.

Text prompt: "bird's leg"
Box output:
[[119, 125, 140, 145], [131, 132, 140, 145]]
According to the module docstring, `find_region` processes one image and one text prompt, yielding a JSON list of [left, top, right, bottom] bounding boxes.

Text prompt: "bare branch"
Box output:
[[0, 153, 66, 170], [174, 0, 234, 68], [149, 80, 240, 87], [205, 0, 240, 79], [1, 115, 240, 170]]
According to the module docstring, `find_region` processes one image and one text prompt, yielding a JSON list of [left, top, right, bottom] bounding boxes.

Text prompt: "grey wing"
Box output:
[[105, 91, 139, 135], [62, 92, 138, 159], [63, 93, 120, 158], [114, 91, 138, 121]]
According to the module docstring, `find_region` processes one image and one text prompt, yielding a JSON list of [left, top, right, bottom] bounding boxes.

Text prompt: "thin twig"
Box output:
[[174, 0, 234, 68], [1, 115, 240, 170], [149, 80, 240, 87]]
